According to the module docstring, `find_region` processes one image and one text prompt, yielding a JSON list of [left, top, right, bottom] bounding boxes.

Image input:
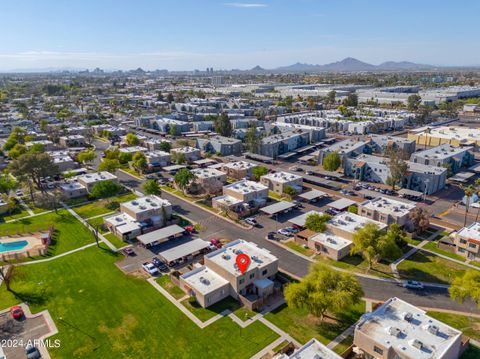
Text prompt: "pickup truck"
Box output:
[[142, 262, 159, 276]]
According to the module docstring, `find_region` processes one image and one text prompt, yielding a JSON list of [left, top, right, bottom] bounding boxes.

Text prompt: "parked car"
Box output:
[[210, 239, 222, 248], [244, 217, 258, 226], [292, 200, 303, 208], [305, 171, 314, 175], [267, 231, 276, 240], [25, 345, 41, 359], [142, 262, 160, 276], [277, 227, 294, 236], [403, 280, 424, 290], [15, 190, 23, 197], [152, 257, 169, 272], [145, 174, 156, 180], [325, 208, 340, 216], [10, 306, 24, 320], [122, 247, 135, 256], [287, 226, 299, 234], [184, 225, 196, 234]]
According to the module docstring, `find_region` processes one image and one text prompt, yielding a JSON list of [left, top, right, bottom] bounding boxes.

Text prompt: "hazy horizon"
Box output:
[[1, 0, 479, 71]]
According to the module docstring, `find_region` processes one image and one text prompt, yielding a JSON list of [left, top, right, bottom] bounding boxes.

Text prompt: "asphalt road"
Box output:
[[114, 169, 480, 314]]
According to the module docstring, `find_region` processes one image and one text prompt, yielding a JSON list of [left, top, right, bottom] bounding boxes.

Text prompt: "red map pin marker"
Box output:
[[236, 253, 251, 274]]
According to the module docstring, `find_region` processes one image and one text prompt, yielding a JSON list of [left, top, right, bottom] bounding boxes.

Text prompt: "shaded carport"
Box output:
[[298, 189, 328, 202], [328, 198, 356, 211], [158, 238, 210, 265], [288, 210, 323, 228], [137, 224, 185, 247], [260, 201, 296, 216]]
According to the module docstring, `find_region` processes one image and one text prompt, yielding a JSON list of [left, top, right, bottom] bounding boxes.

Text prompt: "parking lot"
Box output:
[[0, 307, 53, 359]]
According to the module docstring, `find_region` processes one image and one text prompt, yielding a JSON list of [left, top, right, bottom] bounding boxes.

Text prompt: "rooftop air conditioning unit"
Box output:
[[411, 339, 423, 350], [388, 326, 402, 337], [427, 324, 439, 335]]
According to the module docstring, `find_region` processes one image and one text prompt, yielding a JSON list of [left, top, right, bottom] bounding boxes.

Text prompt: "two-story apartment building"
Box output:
[[59, 135, 86, 148], [196, 135, 242, 156], [191, 167, 227, 194], [220, 160, 256, 179], [179, 240, 278, 308], [451, 222, 480, 260], [212, 179, 269, 212], [358, 197, 416, 230], [318, 139, 367, 166], [76, 171, 118, 192], [260, 171, 303, 195], [354, 297, 463, 359], [170, 146, 201, 162], [410, 144, 474, 174]]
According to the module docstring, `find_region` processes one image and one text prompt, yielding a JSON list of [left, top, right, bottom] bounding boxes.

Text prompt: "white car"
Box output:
[[403, 280, 424, 290], [142, 262, 159, 276], [277, 228, 294, 236], [245, 217, 258, 226]]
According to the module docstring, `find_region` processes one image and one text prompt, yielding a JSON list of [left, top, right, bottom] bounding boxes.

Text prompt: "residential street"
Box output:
[[114, 169, 480, 314]]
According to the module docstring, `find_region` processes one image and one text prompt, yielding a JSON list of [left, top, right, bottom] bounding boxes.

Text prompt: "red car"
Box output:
[[10, 306, 24, 319], [210, 239, 222, 248], [184, 225, 195, 234]]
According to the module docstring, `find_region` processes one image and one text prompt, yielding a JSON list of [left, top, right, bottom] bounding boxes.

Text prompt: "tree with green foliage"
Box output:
[[169, 125, 178, 136], [176, 152, 187, 165], [383, 223, 408, 249], [143, 179, 162, 196], [407, 94, 422, 111], [351, 223, 401, 269], [7, 143, 27, 159], [0, 174, 18, 197], [251, 166, 268, 181], [77, 150, 96, 165], [132, 152, 148, 173], [322, 151, 341, 171], [304, 213, 331, 233], [245, 126, 260, 153], [463, 185, 476, 226], [283, 185, 297, 198], [159, 141, 171, 152], [90, 180, 122, 199], [3, 127, 26, 152], [347, 205, 358, 214], [214, 113, 232, 137], [118, 152, 133, 164], [28, 143, 45, 153], [98, 158, 120, 173], [104, 148, 119, 160], [326, 90, 336, 105], [167, 93, 174, 103], [284, 263, 363, 322], [449, 270, 480, 308], [9, 152, 59, 195], [174, 168, 196, 194], [342, 93, 358, 107], [126, 133, 140, 146]]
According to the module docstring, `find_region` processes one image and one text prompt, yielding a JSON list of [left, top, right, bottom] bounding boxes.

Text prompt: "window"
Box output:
[[239, 278, 245, 284], [458, 248, 465, 253], [469, 243, 477, 249], [262, 269, 267, 276], [460, 239, 467, 245], [249, 273, 255, 279], [373, 346, 384, 355]]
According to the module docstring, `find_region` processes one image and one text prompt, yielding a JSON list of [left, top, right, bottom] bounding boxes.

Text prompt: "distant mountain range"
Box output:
[[259, 57, 440, 73]]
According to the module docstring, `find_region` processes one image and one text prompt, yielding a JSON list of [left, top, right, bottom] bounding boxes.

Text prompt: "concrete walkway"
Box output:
[[19, 243, 98, 266], [18, 197, 34, 216], [326, 323, 355, 350], [4, 209, 54, 223]]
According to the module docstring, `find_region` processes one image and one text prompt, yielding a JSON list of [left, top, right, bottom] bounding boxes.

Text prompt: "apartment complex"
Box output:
[[179, 239, 278, 308], [170, 146, 201, 162], [451, 222, 480, 260], [368, 134, 417, 156], [59, 135, 86, 147], [318, 139, 367, 165], [358, 197, 416, 229], [77, 171, 118, 192], [221, 160, 256, 179], [345, 154, 447, 195], [191, 167, 227, 193], [410, 144, 474, 173], [327, 212, 387, 240], [276, 338, 342, 359], [408, 126, 480, 147], [196, 135, 242, 156], [260, 171, 303, 195], [259, 130, 311, 158], [354, 297, 463, 359], [144, 150, 171, 167], [212, 179, 268, 212]]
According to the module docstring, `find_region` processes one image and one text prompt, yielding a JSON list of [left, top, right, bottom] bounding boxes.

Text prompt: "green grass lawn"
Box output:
[[73, 193, 137, 219], [234, 306, 257, 321], [285, 241, 314, 257], [0, 207, 30, 222], [0, 210, 94, 258], [427, 312, 480, 341], [316, 255, 395, 279], [272, 340, 289, 353], [155, 275, 187, 300], [265, 301, 365, 345], [423, 242, 466, 262], [0, 246, 279, 358], [181, 296, 242, 322], [397, 250, 468, 284], [406, 237, 422, 246], [86, 216, 109, 233], [102, 232, 126, 249]]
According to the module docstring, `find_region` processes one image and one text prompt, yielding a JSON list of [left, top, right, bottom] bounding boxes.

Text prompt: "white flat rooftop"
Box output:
[[356, 297, 462, 359], [206, 239, 277, 276], [310, 232, 352, 251], [181, 266, 229, 295], [77, 171, 117, 184], [328, 212, 387, 234], [457, 222, 480, 241], [288, 338, 342, 359], [224, 179, 268, 195], [171, 146, 199, 154], [119, 146, 148, 153], [104, 213, 141, 234], [122, 195, 170, 213], [213, 195, 243, 206], [261, 171, 302, 183], [360, 197, 415, 217], [222, 160, 255, 170], [191, 167, 226, 179]]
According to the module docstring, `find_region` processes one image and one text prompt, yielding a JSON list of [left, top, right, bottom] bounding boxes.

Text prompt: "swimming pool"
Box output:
[[0, 240, 28, 252]]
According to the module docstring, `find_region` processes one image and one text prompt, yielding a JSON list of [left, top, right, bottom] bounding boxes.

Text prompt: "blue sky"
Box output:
[[0, 0, 478, 71]]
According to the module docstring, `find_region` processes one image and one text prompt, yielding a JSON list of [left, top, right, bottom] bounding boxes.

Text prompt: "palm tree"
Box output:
[[463, 185, 476, 226]]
